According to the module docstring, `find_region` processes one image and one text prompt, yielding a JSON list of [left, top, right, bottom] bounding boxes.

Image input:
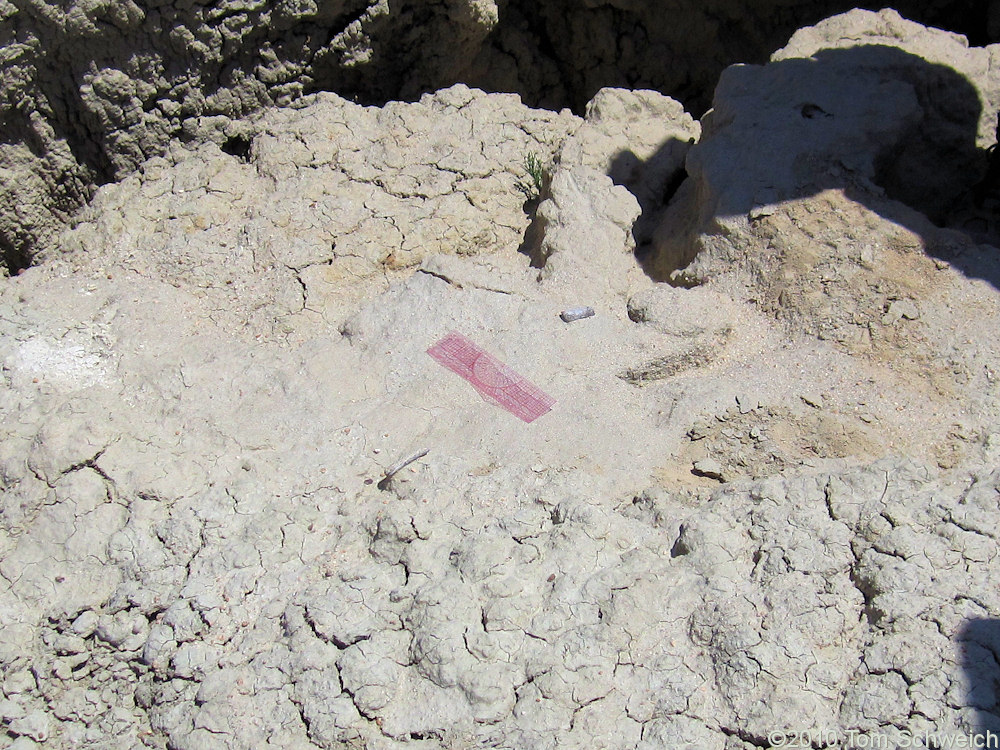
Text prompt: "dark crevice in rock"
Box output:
[[221, 134, 253, 162], [319, 2, 372, 50], [516, 209, 546, 270], [719, 724, 774, 748], [408, 729, 444, 740], [660, 167, 688, 210], [2, 238, 33, 277], [849, 565, 884, 628]]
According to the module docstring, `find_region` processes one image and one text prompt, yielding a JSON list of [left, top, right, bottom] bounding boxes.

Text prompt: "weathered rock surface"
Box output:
[[653, 8, 1000, 282], [3, 9, 1000, 750], [649, 8, 1000, 474], [58, 85, 577, 336], [555, 89, 700, 246], [1, 0, 994, 274]]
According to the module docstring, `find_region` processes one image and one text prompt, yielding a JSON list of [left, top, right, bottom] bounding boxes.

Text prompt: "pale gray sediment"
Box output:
[[2, 7, 1000, 750]]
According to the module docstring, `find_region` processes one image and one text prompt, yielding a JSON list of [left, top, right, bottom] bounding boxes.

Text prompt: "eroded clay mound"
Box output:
[[3, 8, 1000, 750], [1, 0, 996, 274], [652, 9, 1000, 283]]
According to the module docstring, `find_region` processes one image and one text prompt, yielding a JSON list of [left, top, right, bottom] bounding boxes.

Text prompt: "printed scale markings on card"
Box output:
[[427, 332, 555, 423]]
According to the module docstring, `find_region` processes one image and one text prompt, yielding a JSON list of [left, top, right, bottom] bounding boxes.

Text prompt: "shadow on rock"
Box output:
[[958, 619, 1000, 740], [607, 142, 690, 258], [642, 39, 1000, 289]]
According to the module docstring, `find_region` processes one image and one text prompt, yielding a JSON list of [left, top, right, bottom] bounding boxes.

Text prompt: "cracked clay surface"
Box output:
[[3, 9, 1000, 750]]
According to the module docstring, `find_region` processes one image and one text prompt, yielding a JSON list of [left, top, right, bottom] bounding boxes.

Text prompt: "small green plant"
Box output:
[[517, 152, 547, 200]]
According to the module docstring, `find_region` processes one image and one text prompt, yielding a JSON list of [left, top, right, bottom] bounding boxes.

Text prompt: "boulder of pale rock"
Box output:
[[653, 8, 1000, 284], [557, 88, 700, 243], [531, 166, 642, 299]]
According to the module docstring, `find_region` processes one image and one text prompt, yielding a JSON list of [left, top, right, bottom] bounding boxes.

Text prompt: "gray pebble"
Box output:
[[560, 306, 595, 322], [692, 458, 725, 481]]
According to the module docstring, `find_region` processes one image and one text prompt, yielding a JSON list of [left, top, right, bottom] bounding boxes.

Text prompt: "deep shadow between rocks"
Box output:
[[958, 619, 1000, 741], [606, 144, 691, 267], [1, 239, 32, 277], [457, 0, 999, 117], [516, 191, 550, 269], [638, 44, 1000, 290]]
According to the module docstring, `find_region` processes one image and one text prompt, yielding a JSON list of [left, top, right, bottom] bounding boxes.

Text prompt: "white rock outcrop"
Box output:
[[1, 0, 985, 274], [2, 10, 1000, 750], [653, 8, 1000, 283]]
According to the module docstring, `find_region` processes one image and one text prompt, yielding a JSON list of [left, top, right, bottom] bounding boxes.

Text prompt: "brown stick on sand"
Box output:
[[378, 448, 430, 490]]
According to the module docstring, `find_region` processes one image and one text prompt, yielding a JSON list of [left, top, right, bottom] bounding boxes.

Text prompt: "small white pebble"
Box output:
[[692, 458, 725, 481], [560, 306, 595, 323]]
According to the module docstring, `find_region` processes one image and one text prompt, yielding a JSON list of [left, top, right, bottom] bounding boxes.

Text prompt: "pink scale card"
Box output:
[[427, 332, 555, 423]]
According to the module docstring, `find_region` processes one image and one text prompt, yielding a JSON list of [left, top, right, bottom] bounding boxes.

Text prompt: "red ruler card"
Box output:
[[427, 332, 555, 423]]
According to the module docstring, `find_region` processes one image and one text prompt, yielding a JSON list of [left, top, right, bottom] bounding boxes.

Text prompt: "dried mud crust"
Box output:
[[747, 192, 937, 356], [676, 401, 980, 486], [3, 226, 1000, 749], [681, 404, 887, 483], [670, 187, 1000, 465], [6, 435, 1000, 748], [57, 86, 579, 340], [5, 9, 1000, 749]]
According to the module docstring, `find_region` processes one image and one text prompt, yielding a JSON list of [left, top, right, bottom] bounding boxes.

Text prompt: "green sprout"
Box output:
[[517, 152, 547, 200]]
